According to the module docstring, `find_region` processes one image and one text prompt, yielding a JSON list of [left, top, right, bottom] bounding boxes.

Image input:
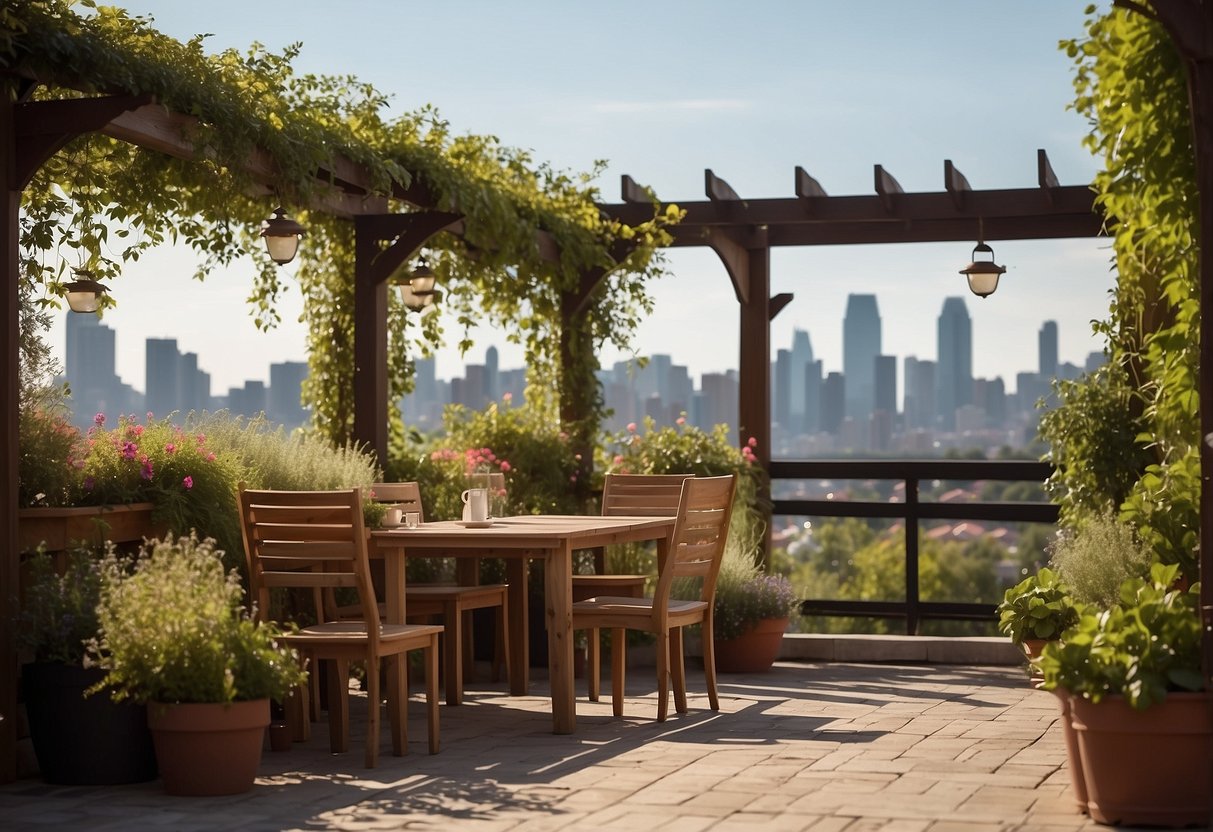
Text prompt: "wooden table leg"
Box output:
[[506, 558, 528, 695], [546, 542, 575, 734]]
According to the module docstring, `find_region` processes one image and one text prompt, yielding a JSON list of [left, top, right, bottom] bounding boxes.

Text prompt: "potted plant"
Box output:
[[711, 566, 800, 673], [16, 547, 157, 784], [1036, 563, 1209, 826], [88, 533, 307, 796], [996, 567, 1081, 660]]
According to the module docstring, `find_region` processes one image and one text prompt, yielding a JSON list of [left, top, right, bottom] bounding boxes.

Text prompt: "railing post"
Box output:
[[905, 476, 920, 635]]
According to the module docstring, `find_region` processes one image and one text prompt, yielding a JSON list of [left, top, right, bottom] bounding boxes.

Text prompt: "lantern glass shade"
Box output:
[[64, 277, 108, 313], [410, 273, 436, 294], [959, 242, 1006, 299], [261, 207, 306, 265]]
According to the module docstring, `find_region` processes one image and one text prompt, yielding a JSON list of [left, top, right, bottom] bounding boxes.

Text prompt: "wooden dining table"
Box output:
[[372, 514, 674, 734]]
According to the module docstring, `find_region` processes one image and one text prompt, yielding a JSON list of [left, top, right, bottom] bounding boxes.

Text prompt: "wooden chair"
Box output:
[[573, 473, 694, 700], [238, 486, 442, 766], [372, 481, 510, 706], [572, 474, 737, 721]]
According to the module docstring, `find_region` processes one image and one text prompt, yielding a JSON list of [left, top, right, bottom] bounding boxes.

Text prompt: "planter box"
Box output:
[[18, 503, 160, 554]]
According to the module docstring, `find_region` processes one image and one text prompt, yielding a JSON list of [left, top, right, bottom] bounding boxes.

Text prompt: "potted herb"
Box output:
[[88, 534, 307, 796], [996, 567, 1081, 660], [711, 565, 800, 673], [1036, 563, 1209, 826], [16, 547, 156, 784]]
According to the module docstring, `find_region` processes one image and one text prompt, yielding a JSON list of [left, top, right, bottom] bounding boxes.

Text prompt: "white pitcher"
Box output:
[[461, 487, 489, 522]]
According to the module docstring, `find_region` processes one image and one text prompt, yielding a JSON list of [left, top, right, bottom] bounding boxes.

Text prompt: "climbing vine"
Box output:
[[4, 1, 677, 449], [1042, 5, 1200, 581]]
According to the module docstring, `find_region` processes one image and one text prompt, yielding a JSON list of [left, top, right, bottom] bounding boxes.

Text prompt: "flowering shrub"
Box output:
[[389, 398, 582, 520], [18, 405, 84, 508]]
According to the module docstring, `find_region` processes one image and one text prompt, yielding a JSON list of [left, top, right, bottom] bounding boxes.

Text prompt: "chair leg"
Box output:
[[442, 600, 463, 705], [364, 657, 381, 768], [611, 628, 626, 718], [288, 662, 311, 742], [461, 607, 476, 682], [328, 659, 350, 753], [703, 615, 720, 711], [670, 627, 688, 714], [656, 628, 670, 722], [495, 593, 510, 684], [426, 635, 441, 754], [388, 652, 407, 756], [587, 628, 600, 701]]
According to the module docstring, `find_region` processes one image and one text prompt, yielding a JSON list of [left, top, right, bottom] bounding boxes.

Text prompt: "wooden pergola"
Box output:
[[4, 0, 1213, 789], [599, 153, 1102, 491]]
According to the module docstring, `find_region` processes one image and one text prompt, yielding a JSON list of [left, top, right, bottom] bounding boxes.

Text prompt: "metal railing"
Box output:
[[769, 459, 1058, 634]]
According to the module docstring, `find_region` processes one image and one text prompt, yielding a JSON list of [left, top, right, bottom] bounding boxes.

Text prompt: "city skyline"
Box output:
[[44, 2, 1113, 396]]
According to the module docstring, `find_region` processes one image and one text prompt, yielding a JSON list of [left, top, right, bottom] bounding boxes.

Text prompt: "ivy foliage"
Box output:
[[4, 1, 678, 447], [1043, 5, 1200, 582]]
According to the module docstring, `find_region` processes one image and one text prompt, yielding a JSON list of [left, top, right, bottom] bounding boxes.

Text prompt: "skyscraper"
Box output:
[[789, 329, 814, 430], [773, 349, 791, 429], [145, 337, 181, 419], [843, 294, 881, 424], [936, 297, 972, 431], [903, 356, 937, 431], [1039, 320, 1058, 377], [821, 372, 845, 434]]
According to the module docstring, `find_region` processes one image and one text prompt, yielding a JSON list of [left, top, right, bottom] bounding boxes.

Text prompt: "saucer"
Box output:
[[455, 519, 495, 528], [380, 521, 413, 529]]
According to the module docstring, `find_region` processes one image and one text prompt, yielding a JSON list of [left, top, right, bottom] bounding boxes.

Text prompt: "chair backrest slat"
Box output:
[[601, 473, 693, 517], [650, 475, 738, 619], [239, 485, 380, 646], [370, 482, 424, 522]]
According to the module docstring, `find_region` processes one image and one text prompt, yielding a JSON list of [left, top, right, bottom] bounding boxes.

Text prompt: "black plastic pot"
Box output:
[[22, 662, 157, 784]]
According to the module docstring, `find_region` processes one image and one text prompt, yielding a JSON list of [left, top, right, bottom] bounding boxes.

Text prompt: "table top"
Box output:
[[371, 514, 675, 551]]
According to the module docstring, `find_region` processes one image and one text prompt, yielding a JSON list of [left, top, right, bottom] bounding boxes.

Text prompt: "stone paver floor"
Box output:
[[1, 662, 1140, 831]]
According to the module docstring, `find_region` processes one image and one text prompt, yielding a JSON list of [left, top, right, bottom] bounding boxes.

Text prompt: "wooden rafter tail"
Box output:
[[874, 164, 903, 213], [944, 160, 971, 211], [1037, 148, 1060, 205], [621, 174, 655, 204], [705, 169, 741, 202], [794, 166, 827, 215]]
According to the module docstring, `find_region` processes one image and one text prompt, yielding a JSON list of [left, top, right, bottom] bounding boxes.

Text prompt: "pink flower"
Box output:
[[83, 476, 95, 491], [613, 455, 624, 465], [146, 411, 154, 423], [502, 392, 512, 403], [205, 452, 216, 462], [132, 424, 144, 437], [93, 413, 105, 427], [574, 453, 582, 461], [676, 416, 686, 426], [500, 461, 512, 472], [569, 474, 578, 483], [196, 433, 206, 445], [121, 441, 138, 460], [626, 422, 637, 433], [183, 476, 193, 490], [140, 456, 154, 480], [747, 436, 758, 448], [164, 443, 177, 454]]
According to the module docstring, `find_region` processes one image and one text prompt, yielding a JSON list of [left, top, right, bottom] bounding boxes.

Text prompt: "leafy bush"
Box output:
[[16, 548, 110, 665], [88, 534, 306, 705], [997, 567, 1081, 644], [17, 402, 83, 508], [1036, 563, 1202, 709], [1048, 514, 1154, 608]]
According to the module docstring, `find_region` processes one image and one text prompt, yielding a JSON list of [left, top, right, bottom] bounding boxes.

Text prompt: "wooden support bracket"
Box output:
[[769, 292, 794, 320]]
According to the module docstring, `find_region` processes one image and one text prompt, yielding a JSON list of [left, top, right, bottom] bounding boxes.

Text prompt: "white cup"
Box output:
[[405, 511, 420, 529], [461, 488, 489, 522], [385, 506, 403, 526]]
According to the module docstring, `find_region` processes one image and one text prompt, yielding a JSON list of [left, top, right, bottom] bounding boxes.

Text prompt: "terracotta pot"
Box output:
[[1020, 638, 1050, 662], [1044, 688, 1087, 813], [267, 721, 292, 753], [147, 699, 269, 796], [1069, 691, 1212, 826], [713, 617, 788, 673]]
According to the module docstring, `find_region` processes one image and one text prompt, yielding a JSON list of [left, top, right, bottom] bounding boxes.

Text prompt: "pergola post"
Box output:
[[738, 241, 772, 565], [1, 79, 22, 785]]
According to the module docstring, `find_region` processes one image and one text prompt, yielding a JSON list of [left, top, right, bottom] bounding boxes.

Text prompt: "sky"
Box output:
[[49, 1, 1115, 396]]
